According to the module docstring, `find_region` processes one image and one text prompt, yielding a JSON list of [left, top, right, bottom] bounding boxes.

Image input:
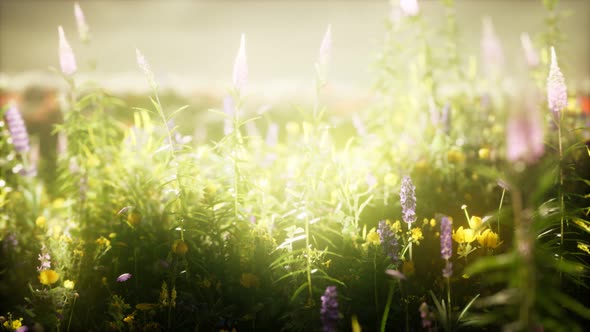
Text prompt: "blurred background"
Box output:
[[1, 0, 589, 96], [0, 0, 589, 155]]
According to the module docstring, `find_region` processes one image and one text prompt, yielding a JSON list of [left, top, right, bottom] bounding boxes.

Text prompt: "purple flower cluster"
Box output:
[[37, 245, 51, 271], [320, 286, 339, 332], [419, 302, 435, 331], [116, 273, 132, 282], [377, 220, 400, 264], [400, 175, 416, 224], [4, 103, 30, 153], [547, 47, 567, 116], [440, 215, 453, 278]]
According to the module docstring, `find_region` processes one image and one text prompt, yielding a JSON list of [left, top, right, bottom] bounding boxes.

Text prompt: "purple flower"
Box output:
[[320, 286, 339, 332], [440, 215, 452, 260], [400, 176, 416, 224], [116, 273, 132, 282], [136, 48, 157, 90], [547, 46, 567, 117], [419, 302, 433, 329], [480, 17, 503, 75], [399, 0, 419, 16], [318, 24, 332, 68], [4, 102, 30, 153], [74, 2, 89, 42], [520, 33, 539, 68], [233, 34, 247, 93], [506, 94, 544, 165], [58, 26, 77, 75], [37, 245, 51, 271], [442, 260, 453, 278], [377, 220, 400, 264]]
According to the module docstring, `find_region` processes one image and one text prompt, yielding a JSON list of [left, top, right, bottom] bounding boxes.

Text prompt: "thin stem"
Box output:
[[498, 188, 506, 235], [408, 222, 413, 261], [557, 120, 564, 281], [373, 248, 379, 327], [380, 281, 394, 332], [446, 276, 452, 331], [67, 295, 77, 332], [305, 212, 313, 302]]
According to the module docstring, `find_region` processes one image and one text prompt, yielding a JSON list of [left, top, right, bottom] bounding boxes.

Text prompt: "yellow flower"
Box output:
[[172, 239, 188, 255], [39, 269, 60, 285], [64, 279, 75, 289], [447, 150, 466, 163], [123, 315, 134, 323], [95, 236, 111, 247], [365, 228, 381, 245], [429, 218, 436, 228], [240, 273, 260, 288], [411, 228, 423, 242], [35, 216, 46, 228], [477, 229, 502, 249], [478, 148, 490, 160], [390, 220, 402, 233], [452, 226, 476, 244], [468, 216, 483, 230]]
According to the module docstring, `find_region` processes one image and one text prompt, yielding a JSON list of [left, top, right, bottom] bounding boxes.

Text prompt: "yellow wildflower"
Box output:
[[429, 218, 436, 228], [52, 198, 65, 208], [478, 148, 490, 160], [172, 239, 188, 255], [468, 216, 483, 230], [411, 228, 423, 242], [64, 279, 75, 289], [39, 269, 60, 285], [477, 229, 502, 248], [35, 216, 46, 228], [4, 318, 23, 330], [123, 315, 134, 323], [240, 273, 260, 288], [447, 150, 466, 163], [365, 228, 381, 245], [95, 236, 111, 247], [390, 220, 402, 233], [452, 226, 476, 243], [108, 232, 117, 239]]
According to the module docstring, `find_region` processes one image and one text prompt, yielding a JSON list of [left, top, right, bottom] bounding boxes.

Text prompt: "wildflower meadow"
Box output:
[[1, 0, 590, 331]]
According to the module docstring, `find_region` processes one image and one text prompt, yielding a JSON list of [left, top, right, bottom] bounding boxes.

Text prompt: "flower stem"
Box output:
[[380, 281, 394, 332], [557, 120, 564, 282], [498, 187, 506, 235]]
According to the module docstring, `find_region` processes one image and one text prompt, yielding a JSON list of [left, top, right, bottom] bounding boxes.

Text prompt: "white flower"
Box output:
[[58, 26, 77, 75], [232, 34, 248, 93]]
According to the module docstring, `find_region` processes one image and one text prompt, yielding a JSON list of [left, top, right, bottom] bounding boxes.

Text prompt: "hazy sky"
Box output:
[[1, 0, 589, 95]]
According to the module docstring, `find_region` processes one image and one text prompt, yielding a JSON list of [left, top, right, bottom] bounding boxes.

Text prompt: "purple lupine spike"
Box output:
[[399, 0, 419, 17], [74, 2, 89, 42], [506, 91, 544, 164], [480, 17, 503, 74], [4, 102, 30, 153], [377, 220, 400, 264], [222, 95, 234, 135], [136, 48, 158, 90], [442, 260, 453, 278], [400, 176, 416, 224], [320, 286, 339, 332], [37, 245, 51, 271], [318, 24, 332, 68], [547, 47, 567, 117], [520, 33, 539, 68], [440, 215, 452, 260], [233, 34, 248, 93], [58, 26, 77, 75]]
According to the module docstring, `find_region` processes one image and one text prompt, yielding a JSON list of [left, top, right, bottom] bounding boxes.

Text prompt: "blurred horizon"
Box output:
[[1, 0, 589, 98]]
